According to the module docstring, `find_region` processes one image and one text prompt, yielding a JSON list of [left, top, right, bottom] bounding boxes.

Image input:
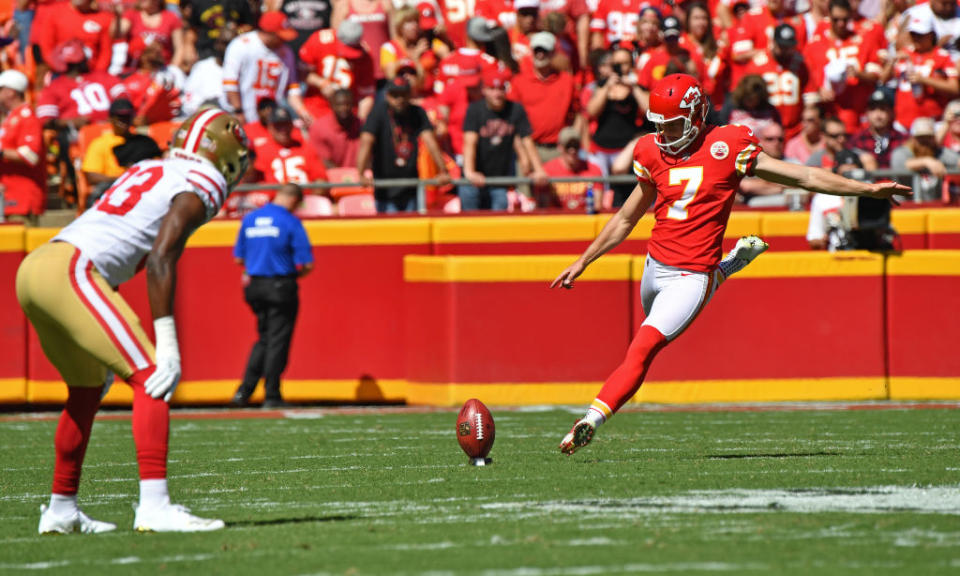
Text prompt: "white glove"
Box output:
[[144, 316, 181, 402]]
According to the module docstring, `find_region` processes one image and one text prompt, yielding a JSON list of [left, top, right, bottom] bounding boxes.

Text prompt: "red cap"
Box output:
[[259, 11, 298, 42], [482, 65, 512, 89], [418, 2, 439, 29], [336, 40, 365, 60], [395, 58, 417, 75], [51, 39, 86, 73]]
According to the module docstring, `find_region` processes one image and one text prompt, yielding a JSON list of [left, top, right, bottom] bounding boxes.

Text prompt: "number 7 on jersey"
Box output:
[[667, 166, 704, 220]]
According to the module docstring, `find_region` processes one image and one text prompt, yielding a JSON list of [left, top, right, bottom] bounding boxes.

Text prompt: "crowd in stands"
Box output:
[[2, 0, 960, 227]]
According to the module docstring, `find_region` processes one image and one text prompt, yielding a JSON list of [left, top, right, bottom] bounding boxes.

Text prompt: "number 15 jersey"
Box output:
[[633, 124, 761, 273], [55, 158, 227, 287]]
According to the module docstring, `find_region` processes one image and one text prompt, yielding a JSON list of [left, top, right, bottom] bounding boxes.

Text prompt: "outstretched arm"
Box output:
[[753, 151, 912, 203], [551, 180, 657, 289]]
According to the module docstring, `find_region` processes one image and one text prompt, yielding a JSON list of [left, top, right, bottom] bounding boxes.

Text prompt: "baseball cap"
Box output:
[[466, 17, 496, 43], [867, 88, 893, 108], [0, 69, 28, 93], [418, 2, 439, 29], [482, 64, 511, 88], [109, 98, 135, 118], [907, 10, 935, 35], [259, 11, 297, 42], [911, 117, 935, 137], [386, 76, 412, 94], [773, 24, 798, 48], [257, 96, 279, 112], [58, 39, 87, 65], [662, 16, 681, 39], [833, 149, 863, 169], [558, 126, 580, 147], [530, 31, 556, 52], [515, 0, 540, 10], [269, 106, 294, 125], [337, 20, 365, 59]]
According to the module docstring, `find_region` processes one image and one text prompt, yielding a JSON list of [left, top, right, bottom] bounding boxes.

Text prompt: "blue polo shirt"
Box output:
[[234, 203, 314, 277]]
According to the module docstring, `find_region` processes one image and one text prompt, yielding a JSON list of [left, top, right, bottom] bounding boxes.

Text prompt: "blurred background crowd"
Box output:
[[0, 0, 959, 231]]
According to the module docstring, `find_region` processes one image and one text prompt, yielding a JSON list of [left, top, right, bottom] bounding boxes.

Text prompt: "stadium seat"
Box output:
[[295, 194, 333, 217], [148, 121, 181, 151], [337, 193, 377, 216], [326, 167, 373, 199]]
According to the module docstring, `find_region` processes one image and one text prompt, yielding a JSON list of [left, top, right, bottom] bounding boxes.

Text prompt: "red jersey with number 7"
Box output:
[[632, 124, 761, 273]]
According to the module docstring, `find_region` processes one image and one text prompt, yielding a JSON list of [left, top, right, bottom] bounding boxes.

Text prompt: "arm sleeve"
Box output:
[[413, 106, 432, 137], [734, 125, 762, 177], [632, 139, 653, 183], [233, 220, 247, 259], [361, 105, 381, 135], [462, 101, 480, 133]]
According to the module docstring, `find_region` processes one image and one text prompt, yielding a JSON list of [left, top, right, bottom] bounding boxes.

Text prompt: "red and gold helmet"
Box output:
[[646, 73, 709, 155], [170, 107, 250, 188]]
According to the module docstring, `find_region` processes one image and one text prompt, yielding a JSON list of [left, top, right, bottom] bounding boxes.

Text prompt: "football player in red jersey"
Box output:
[[553, 74, 910, 454]]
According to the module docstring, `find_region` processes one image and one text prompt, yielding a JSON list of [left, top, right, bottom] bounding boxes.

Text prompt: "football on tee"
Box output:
[[457, 398, 495, 463]]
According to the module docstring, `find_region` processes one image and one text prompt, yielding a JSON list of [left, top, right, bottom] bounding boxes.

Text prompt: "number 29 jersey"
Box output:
[[54, 158, 228, 287], [633, 124, 761, 273]]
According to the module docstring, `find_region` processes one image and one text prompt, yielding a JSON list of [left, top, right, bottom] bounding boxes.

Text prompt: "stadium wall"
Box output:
[[1, 209, 958, 405]]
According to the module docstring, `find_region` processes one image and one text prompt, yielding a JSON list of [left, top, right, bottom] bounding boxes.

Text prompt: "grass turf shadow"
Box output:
[[228, 514, 360, 528], [704, 451, 842, 460]]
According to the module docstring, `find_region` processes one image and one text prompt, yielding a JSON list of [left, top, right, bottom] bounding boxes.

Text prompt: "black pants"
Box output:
[[237, 276, 299, 401]]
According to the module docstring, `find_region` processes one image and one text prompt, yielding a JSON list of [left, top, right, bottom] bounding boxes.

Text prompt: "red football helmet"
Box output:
[[646, 74, 709, 155]]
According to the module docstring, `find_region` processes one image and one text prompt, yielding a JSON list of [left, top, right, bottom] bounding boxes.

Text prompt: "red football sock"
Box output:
[[594, 325, 669, 417], [127, 368, 170, 480], [52, 386, 102, 496]]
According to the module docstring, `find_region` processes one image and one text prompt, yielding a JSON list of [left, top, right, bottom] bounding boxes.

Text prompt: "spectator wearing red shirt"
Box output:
[[437, 18, 500, 90], [510, 31, 582, 162], [37, 0, 112, 72], [475, 0, 517, 31], [309, 88, 362, 168], [885, 10, 960, 132], [742, 24, 816, 139], [537, 126, 603, 210], [510, 0, 540, 70], [682, 1, 725, 103], [115, 0, 184, 69], [0, 70, 45, 222], [36, 39, 129, 129], [637, 17, 706, 92], [724, 0, 762, 90], [380, 4, 443, 86], [539, 0, 590, 76], [122, 40, 185, 125], [299, 21, 377, 122], [244, 98, 304, 159], [740, 0, 807, 53], [803, 0, 882, 133], [254, 107, 329, 189], [435, 65, 484, 157]]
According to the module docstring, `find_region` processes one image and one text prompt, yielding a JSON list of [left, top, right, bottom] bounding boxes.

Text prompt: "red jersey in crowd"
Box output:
[[244, 120, 304, 157], [539, 156, 604, 210], [125, 8, 183, 64], [632, 124, 761, 272], [438, 0, 475, 48], [298, 28, 376, 120], [510, 68, 577, 145], [436, 47, 498, 89], [741, 6, 807, 52], [810, 13, 884, 49], [254, 139, 329, 185], [37, 2, 112, 72], [590, 0, 645, 46], [803, 31, 882, 132], [0, 103, 46, 216], [893, 46, 959, 130], [122, 71, 182, 123], [475, 0, 515, 31], [36, 72, 129, 123], [742, 51, 815, 138], [637, 46, 707, 91]]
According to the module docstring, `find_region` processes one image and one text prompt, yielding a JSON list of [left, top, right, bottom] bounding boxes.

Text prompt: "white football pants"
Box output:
[[639, 255, 721, 341]]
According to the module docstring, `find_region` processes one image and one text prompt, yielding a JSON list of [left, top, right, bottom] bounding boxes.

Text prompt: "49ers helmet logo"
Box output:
[[678, 86, 703, 111]]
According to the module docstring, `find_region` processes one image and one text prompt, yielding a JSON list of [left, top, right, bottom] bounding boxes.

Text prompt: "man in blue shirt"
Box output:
[[232, 184, 314, 407]]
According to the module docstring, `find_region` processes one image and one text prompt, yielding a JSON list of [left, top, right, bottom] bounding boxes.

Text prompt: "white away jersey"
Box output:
[[55, 157, 227, 287], [222, 31, 299, 123]]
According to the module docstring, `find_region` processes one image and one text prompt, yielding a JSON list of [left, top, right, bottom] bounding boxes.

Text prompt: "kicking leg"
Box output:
[[561, 257, 716, 455], [716, 235, 769, 283]]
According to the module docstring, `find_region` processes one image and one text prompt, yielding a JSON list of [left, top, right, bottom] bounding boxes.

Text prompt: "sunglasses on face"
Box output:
[[762, 136, 785, 142], [825, 131, 848, 139]]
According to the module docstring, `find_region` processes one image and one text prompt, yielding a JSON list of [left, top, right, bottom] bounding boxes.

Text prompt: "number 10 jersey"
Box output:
[[632, 124, 761, 273], [55, 158, 228, 287]]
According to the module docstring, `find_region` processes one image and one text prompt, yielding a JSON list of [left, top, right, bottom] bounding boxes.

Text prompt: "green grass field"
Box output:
[[1, 404, 959, 575]]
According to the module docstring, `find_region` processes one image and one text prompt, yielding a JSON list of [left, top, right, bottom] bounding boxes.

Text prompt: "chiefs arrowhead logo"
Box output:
[[678, 86, 702, 111]]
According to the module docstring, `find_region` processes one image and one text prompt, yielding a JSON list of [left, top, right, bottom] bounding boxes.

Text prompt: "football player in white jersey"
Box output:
[[16, 108, 250, 534]]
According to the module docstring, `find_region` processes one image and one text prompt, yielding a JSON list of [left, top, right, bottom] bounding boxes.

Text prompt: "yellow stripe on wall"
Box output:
[[188, 219, 433, 247], [0, 226, 25, 253], [927, 208, 960, 233], [404, 255, 633, 282], [891, 210, 927, 235], [433, 215, 597, 244], [889, 377, 960, 399], [0, 378, 26, 402], [25, 228, 59, 252], [886, 250, 960, 276], [730, 251, 885, 278], [760, 212, 809, 237]]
